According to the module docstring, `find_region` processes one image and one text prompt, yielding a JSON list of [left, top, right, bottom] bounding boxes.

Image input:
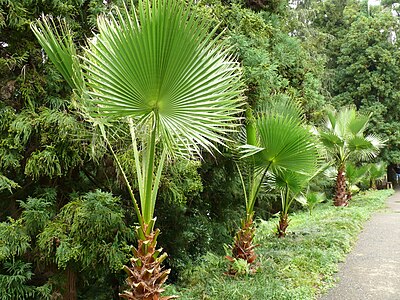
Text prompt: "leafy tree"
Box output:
[[32, 0, 243, 298], [37, 190, 134, 299], [331, 5, 400, 163], [318, 106, 384, 206], [193, 1, 326, 121], [0, 1, 138, 298], [0, 217, 52, 299]]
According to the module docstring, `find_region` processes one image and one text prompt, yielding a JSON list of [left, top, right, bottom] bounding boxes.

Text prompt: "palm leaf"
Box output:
[[272, 170, 307, 195], [319, 131, 344, 149], [335, 106, 356, 138], [253, 115, 318, 175], [348, 114, 370, 136], [31, 16, 84, 95], [345, 162, 369, 187], [81, 0, 244, 156], [258, 95, 304, 122], [367, 161, 386, 180], [348, 135, 383, 161]]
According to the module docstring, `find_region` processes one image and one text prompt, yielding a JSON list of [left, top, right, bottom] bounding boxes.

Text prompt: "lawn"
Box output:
[[167, 189, 394, 300]]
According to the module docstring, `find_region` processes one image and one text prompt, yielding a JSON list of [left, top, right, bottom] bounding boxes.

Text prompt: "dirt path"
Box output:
[[320, 190, 400, 300]]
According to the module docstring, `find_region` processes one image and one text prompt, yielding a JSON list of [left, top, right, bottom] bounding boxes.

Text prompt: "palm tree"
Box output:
[[319, 107, 384, 206], [345, 162, 369, 200], [273, 170, 309, 237], [296, 191, 325, 216], [32, 0, 243, 298], [272, 160, 328, 237], [367, 162, 387, 189], [227, 99, 318, 269]]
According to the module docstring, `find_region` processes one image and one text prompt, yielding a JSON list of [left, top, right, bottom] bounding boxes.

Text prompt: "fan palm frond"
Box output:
[[31, 16, 84, 95], [254, 115, 318, 175], [81, 0, 244, 156], [348, 135, 384, 161], [258, 95, 304, 122], [273, 170, 308, 195], [32, 0, 244, 158]]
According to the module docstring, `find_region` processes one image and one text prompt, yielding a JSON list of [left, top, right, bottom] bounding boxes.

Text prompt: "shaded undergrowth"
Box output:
[[167, 189, 394, 300]]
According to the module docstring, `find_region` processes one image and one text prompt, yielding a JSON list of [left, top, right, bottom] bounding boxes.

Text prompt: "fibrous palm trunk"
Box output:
[[277, 213, 289, 238], [120, 225, 177, 300], [226, 213, 258, 275], [334, 165, 348, 206]]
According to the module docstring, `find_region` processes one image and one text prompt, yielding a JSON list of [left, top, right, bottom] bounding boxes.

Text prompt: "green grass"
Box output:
[[166, 189, 394, 300]]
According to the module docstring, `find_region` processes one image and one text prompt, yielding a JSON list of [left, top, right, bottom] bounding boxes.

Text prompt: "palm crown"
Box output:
[[319, 107, 383, 165], [31, 0, 244, 224], [239, 100, 319, 216]]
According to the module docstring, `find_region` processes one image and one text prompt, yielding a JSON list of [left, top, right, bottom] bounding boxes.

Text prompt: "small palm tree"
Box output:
[[227, 100, 318, 269], [345, 162, 369, 199], [296, 191, 325, 216], [273, 170, 308, 237], [32, 0, 243, 298], [272, 160, 327, 236], [367, 162, 387, 189], [319, 107, 384, 206]]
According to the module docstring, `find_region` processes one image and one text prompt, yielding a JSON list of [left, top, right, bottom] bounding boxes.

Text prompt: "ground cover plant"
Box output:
[[167, 189, 393, 300]]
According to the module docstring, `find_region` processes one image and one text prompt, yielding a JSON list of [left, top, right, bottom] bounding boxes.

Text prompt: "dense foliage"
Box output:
[[0, 0, 397, 298]]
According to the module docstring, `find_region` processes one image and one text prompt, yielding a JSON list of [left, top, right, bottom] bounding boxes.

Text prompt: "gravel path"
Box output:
[[320, 190, 400, 300]]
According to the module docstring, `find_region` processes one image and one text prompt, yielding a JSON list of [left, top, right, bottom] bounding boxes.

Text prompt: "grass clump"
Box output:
[[167, 189, 393, 300]]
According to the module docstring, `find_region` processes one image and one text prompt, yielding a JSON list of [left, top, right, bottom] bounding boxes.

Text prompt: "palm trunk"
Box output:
[[277, 213, 289, 238], [334, 165, 348, 206], [226, 213, 258, 275], [120, 225, 177, 300]]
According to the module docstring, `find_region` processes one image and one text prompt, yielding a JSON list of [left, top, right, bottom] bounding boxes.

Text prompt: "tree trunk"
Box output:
[[119, 225, 177, 300], [334, 165, 348, 206], [63, 267, 77, 300], [226, 213, 259, 275], [277, 213, 289, 238], [347, 189, 352, 202]]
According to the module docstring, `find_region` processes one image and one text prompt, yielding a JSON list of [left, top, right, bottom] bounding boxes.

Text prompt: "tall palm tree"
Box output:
[[227, 99, 318, 270], [319, 107, 384, 206], [31, 0, 243, 298]]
